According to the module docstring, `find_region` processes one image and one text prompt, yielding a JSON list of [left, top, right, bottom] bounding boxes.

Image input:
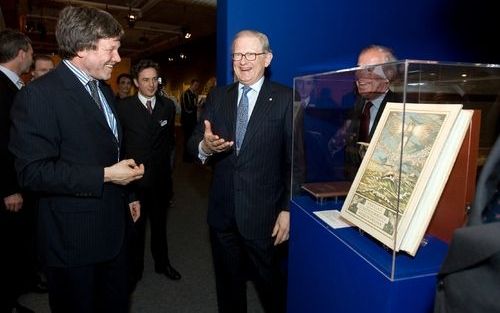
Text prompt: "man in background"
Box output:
[[9, 6, 144, 313], [116, 59, 180, 289], [188, 29, 291, 313], [0, 28, 35, 313], [181, 78, 200, 162], [328, 44, 399, 179], [31, 54, 54, 80]]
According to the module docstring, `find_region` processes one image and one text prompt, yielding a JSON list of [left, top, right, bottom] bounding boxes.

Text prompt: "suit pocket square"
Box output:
[[160, 120, 168, 127]]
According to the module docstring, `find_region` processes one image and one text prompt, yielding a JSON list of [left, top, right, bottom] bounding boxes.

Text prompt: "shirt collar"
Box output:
[[239, 76, 265, 93], [138, 92, 156, 105], [0, 65, 21, 87], [63, 59, 95, 86]]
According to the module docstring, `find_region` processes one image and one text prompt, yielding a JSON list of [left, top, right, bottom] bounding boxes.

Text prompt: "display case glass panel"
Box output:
[[291, 60, 499, 279]]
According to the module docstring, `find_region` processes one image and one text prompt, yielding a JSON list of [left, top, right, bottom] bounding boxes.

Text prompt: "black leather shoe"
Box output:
[[155, 264, 181, 280], [12, 302, 35, 313]]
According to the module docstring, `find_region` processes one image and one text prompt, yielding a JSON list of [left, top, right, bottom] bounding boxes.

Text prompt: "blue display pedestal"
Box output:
[[287, 196, 449, 313]]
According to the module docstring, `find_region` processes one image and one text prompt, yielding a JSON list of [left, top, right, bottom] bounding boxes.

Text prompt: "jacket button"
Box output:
[[437, 279, 444, 290]]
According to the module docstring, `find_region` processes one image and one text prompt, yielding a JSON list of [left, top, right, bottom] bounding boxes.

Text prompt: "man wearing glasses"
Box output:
[[188, 30, 292, 313]]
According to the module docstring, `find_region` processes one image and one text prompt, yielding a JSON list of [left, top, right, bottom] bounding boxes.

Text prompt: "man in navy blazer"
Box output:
[[9, 6, 144, 313], [116, 59, 180, 285], [188, 30, 292, 313], [328, 45, 399, 179], [434, 135, 500, 313], [0, 28, 36, 313]]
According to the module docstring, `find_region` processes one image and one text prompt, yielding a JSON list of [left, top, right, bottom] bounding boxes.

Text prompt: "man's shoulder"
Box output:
[[116, 95, 139, 112], [269, 80, 292, 91]]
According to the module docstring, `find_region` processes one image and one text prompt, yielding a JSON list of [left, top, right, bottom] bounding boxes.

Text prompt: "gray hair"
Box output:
[[232, 30, 272, 53]]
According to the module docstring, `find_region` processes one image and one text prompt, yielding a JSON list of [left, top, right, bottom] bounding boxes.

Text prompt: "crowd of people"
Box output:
[[2, 3, 498, 313], [1, 5, 291, 313]]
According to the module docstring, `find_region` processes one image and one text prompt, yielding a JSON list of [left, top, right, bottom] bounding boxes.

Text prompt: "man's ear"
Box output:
[[264, 52, 273, 68], [133, 78, 139, 88]]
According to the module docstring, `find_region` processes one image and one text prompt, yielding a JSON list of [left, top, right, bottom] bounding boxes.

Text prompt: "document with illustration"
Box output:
[[340, 102, 472, 256]]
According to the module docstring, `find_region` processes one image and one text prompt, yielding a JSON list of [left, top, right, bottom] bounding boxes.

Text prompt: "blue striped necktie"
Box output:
[[235, 86, 251, 154]]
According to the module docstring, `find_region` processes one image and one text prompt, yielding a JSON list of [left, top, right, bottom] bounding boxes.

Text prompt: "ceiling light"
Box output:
[[127, 13, 136, 28], [182, 27, 191, 39]]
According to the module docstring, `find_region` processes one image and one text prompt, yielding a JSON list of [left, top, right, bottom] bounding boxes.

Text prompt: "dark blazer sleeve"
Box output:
[[434, 135, 500, 313], [9, 74, 104, 196], [0, 73, 20, 198], [9, 65, 127, 267]]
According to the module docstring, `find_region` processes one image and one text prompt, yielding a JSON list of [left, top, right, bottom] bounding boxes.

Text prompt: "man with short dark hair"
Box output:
[[116, 59, 180, 288], [9, 6, 144, 313], [0, 28, 36, 313]]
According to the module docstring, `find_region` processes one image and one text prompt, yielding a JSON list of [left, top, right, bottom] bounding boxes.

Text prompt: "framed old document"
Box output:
[[340, 102, 473, 256]]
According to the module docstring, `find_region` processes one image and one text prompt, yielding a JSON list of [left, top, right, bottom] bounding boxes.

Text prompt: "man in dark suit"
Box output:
[[188, 30, 291, 313], [9, 6, 144, 313], [116, 59, 180, 286], [180, 78, 200, 162], [434, 135, 500, 313], [0, 28, 36, 313], [328, 45, 399, 179]]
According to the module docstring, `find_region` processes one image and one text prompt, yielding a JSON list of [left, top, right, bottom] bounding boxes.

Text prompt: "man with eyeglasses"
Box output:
[[188, 29, 292, 313], [328, 44, 400, 179]]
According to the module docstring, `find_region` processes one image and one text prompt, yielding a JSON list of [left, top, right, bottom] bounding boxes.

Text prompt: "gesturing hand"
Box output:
[[201, 120, 234, 154]]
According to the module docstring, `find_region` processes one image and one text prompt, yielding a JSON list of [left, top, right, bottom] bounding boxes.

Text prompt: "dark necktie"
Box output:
[[88, 80, 103, 111], [359, 101, 373, 142], [235, 86, 251, 154], [146, 99, 153, 114]]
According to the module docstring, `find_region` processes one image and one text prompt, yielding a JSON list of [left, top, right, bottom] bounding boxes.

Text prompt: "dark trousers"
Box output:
[[0, 196, 37, 312], [45, 240, 130, 313], [181, 116, 197, 161], [210, 227, 288, 313], [132, 185, 172, 280]]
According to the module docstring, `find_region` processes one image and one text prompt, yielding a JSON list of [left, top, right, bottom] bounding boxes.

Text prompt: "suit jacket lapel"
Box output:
[[0, 71, 18, 93], [57, 63, 117, 140], [225, 83, 238, 143]]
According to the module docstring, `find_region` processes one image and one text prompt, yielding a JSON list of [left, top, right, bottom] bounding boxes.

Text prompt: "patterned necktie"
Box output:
[[359, 101, 373, 142], [146, 99, 153, 114], [88, 80, 103, 111], [235, 85, 251, 154]]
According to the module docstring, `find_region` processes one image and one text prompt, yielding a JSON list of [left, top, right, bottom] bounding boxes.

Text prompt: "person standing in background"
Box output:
[[31, 54, 55, 80], [9, 6, 144, 313], [116, 59, 180, 289], [328, 44, 399, 179], [181, 78, 200, 162], [188, 29, 291, 313], [0, 28, 36, 313], [116, 73, 133, 100]]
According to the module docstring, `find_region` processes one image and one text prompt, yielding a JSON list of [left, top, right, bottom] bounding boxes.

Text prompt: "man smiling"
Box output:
[[188, 30, 292, 313], [9, 6, 144, 313]]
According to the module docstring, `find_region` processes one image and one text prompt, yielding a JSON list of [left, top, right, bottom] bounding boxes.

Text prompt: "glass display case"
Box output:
[[288, 60, 499, 313]]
